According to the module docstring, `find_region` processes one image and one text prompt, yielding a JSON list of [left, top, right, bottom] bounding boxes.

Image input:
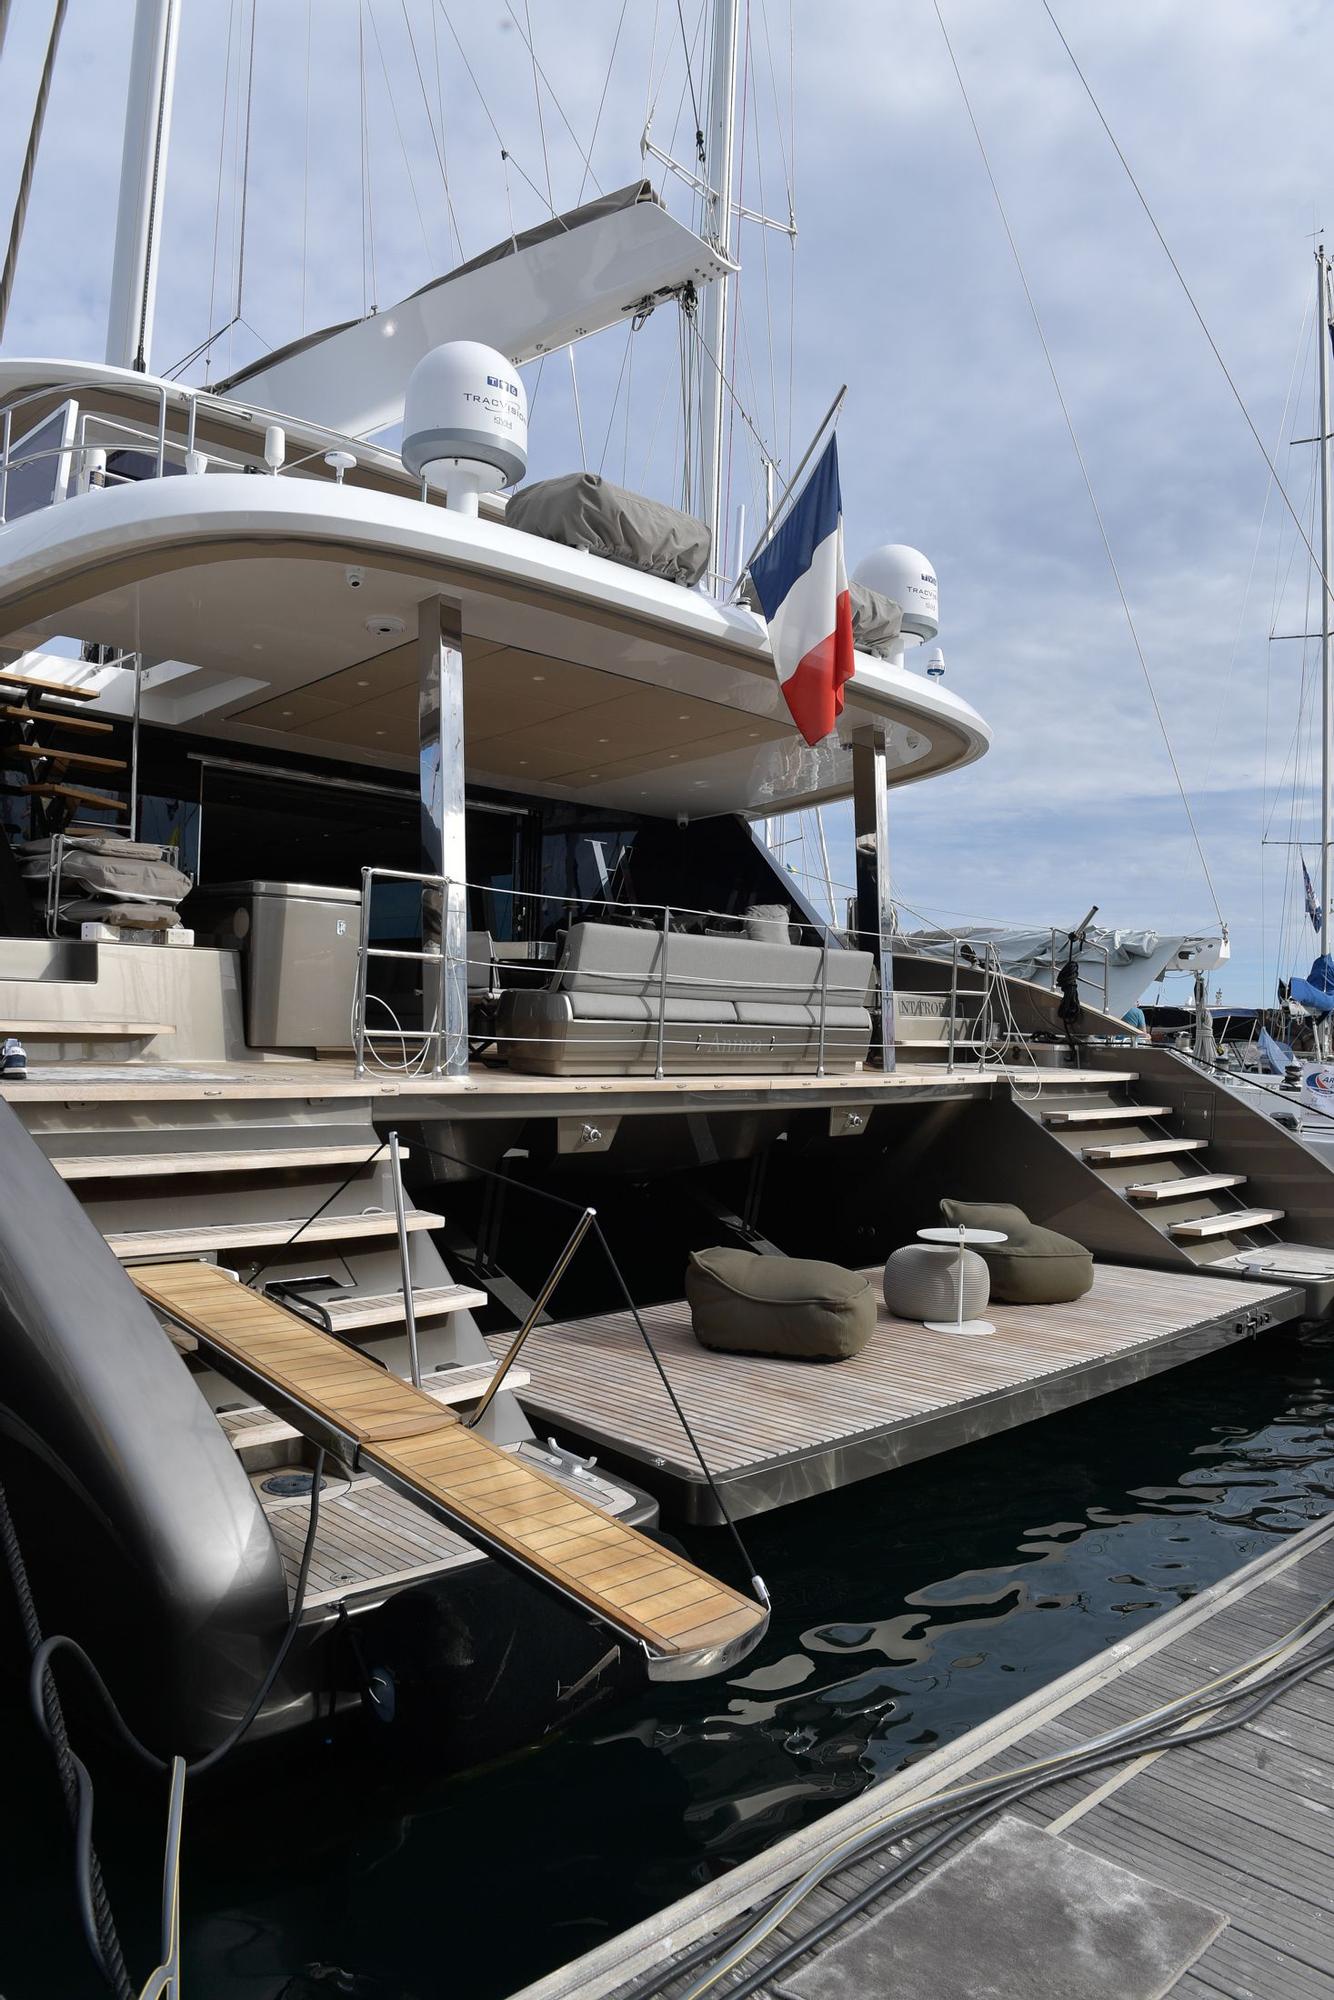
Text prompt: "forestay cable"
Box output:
[[934, 1, 1225, 927]]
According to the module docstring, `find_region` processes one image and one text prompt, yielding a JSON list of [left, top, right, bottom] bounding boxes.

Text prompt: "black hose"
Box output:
[[629, 1616, 1334, 2000]]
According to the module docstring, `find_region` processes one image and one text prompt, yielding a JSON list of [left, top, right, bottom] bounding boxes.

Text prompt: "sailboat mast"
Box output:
[[105, 0, 180, 372], [1319, 243, 1332, 958], [699, 0, 740, 587]]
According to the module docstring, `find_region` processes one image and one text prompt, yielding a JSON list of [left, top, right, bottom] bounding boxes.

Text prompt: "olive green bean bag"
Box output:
[[939, 1199, 1094, 1305], [686, 1247, 876, 1361]]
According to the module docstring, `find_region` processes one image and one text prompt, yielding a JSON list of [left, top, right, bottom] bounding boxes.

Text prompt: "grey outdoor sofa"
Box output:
[[496, 920, 875, 1075]]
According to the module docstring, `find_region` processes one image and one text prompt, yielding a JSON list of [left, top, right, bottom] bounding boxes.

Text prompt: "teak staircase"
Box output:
[[0, 668, 126, 833], [130, 1261, 767, 1678]]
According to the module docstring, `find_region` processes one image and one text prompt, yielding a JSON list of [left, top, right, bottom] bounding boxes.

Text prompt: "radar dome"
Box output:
[[852, 544, 938, 641], [402, 340, 528, 504]]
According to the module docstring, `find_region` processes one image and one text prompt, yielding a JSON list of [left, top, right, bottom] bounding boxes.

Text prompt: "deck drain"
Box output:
[[261, 1471, 327, 1498]]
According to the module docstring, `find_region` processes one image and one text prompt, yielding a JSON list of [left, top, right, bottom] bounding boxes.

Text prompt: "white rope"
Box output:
[[934, 0, 1225, 928]]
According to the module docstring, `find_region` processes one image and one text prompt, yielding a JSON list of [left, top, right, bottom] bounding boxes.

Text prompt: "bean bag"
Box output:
[[883, 1242, 990, 1322], [939, 1199, 1094, 1305], [686, 1247, 875, 1361]]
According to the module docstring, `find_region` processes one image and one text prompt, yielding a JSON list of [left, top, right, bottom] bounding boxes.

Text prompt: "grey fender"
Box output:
[[0, 1098, 289, 1753]]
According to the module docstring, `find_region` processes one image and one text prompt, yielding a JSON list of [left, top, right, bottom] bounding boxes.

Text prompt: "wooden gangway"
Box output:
[[130, 1261, 767, 1680]]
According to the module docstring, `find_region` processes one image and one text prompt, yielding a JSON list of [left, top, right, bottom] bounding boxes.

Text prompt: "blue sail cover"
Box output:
[[1290, 953, 1334, 1016]]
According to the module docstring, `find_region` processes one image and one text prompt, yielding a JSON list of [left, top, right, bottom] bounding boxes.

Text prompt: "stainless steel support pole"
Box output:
[[852, 725, 896, 1071], [353, 865, 373, 1078], [468, 1206, 596, 1429], [2, 408, 11, 524], [816, 928, 829, 1077], [388, 1129, 422, 1389], [155, 383, 166, 477], [417, 595, 468, 1077], [129, 652, 142, 838], [655, 906, 671, 1079], [948, 938, 959, 1072]]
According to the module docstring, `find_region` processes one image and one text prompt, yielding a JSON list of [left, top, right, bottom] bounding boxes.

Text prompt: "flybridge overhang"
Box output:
[[213, 182, 736, 440]]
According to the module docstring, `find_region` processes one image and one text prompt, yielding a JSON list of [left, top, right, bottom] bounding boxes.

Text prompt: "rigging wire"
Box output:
[[202, 0, 237, 381], [232, 0, 259, 330], [505, 0, 602, 205], [519, 0, 554, 214], [432, 0, 553, 215], [365, 0, 436, 266], [401, 0, 464, 263], [1041, 0, 1334, 607], [933, 0, 1225, 928], [576, 0, 629, 207], [674, 0, 706, 160], [300, 0, 312, 332], [0, 0, 68, 343]]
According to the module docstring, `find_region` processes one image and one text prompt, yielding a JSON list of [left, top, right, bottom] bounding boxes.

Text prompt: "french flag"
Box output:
[[748, 435, 855, 747]]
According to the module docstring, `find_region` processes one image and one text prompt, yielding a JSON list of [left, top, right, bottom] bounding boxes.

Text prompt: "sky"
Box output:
[[3, 0, 1334, 1004]]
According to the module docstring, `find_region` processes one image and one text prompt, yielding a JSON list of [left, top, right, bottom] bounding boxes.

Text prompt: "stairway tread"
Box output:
[[52, 1142, 400, 1180], [19, 781, 127, 811], [0, 705, 114, 735], [296, 1283, 488, 1331], [3, 1020, 173, 1037], [11, 743, 126, 772], [1043, 1103, 1173, 1127], [0, 670, 99, 702], [108, 1207, 443, 1259], [1169, 1207, 1285, 1241], [1127, 1173, 1247, 1203], [1083, 1137, 1205, 1164]]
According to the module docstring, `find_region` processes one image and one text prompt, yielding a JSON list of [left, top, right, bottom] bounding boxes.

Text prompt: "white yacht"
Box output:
[[0, 1, 1328, 1817]]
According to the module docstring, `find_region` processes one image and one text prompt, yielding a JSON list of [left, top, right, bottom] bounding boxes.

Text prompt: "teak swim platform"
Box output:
[[130, 1261, 768, 1678]]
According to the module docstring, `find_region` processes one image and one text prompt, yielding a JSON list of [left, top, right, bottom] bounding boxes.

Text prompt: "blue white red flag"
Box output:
[[1304, 855, 1321, 933], [747, 435, 855, 747]]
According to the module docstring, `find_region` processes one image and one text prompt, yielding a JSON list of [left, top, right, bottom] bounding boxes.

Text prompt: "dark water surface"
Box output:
[[4, 1325, 1332, 1999]]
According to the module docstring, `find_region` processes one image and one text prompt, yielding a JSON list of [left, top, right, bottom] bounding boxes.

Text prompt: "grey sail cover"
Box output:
[[505, 471, 712, 587]]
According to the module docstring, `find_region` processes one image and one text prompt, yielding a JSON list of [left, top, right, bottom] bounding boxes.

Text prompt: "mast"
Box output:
[[1320, 243, 1332, 958], [699, 0, 740, 587], [105, 0, 180, 372]]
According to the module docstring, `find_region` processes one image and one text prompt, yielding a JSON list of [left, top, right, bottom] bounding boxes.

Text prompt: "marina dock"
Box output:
[[513, 1506, 1334, 2000], [495, 1264, 1304, 1520]]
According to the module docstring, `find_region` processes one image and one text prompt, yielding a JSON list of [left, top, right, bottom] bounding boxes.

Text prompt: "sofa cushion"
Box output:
[[686, 1247, 875, 1361], [939, 1199, 1094, 1305]]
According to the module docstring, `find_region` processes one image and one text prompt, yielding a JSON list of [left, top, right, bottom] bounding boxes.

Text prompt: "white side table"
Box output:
[[916, 1224, 1008, 1337]]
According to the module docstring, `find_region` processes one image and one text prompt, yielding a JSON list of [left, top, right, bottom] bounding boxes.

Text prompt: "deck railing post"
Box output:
[[1, 407, 11, 523], [948, 938, 959, 1072], [155, 383, 167, 478], [816, 927, 829, 1077], [388, 1129, 422, 1389], [353, 866, 373, 1078], [655, 906, 671, 1079]]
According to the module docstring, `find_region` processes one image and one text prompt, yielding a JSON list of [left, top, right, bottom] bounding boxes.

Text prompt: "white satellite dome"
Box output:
[[853, 543, 939, 641], [402, 340, 528, 512]]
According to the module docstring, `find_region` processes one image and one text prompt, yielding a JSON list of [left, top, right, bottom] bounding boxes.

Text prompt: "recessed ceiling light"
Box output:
[[374, 728, 385, 736], [678, 713, 689, 720], [280, 709, 293, 718], [365, 614, 405, 637], [532, 674, 545, 682], [668, 753, 679, 760], [355, 679, 369, 688], [693, 780, 706, 788], [747, 730, 759, 738], [518, 759, 528, 766], [597, 736, 609, 744], [588, 771, 600, 778]]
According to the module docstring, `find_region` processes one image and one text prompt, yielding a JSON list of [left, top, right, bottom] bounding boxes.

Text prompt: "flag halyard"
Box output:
[[747, 436, 855, 747]]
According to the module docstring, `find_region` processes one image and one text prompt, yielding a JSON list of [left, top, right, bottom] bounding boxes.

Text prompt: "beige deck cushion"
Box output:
[[686, 1248, 876, 1361], [939, 1199, 1094, 1305], [883, 1243, 989, 1322]]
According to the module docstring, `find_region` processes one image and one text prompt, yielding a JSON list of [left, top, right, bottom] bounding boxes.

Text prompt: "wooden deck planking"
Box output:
[[491, 1266, 1299, 1514], [130, 1261, 764, 1667], [512, 1512, 1334, 2000]]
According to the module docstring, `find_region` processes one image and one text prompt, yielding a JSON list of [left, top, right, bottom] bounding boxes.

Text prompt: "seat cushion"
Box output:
[[883, 1243, 990, 1321], [939, 1200, 1094, 1305], [686, 1248, 875, 1361]]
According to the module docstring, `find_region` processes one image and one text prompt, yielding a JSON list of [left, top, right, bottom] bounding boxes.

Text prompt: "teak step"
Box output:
[[107, 1207, 443, 1260], [1083, 1137, 1206, 1165], [2, 1020, 172, 1039], [0, 670, 99, 702], [1169, 1208, 1285, 1242], [51, 1142, 401, 1181], [305, 1283, 487, 1332], [1127, 1173, 1247, 1204], [1043, 1104, 1173, 1128], [0, 705, 114, 735], [20, 782, 127, 812], [11, 743, 126, 773], [219, 1363, 532, 1455], [130, 1262, 765, 1678]]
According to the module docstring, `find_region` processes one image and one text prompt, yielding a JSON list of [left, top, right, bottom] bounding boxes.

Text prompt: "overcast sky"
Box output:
[[4, 1, 1334, 1003]]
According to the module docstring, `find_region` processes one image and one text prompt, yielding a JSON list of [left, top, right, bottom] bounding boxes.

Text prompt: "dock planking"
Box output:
[[510, 1509, 1334, 2000], [491, 1264, 1303, 1521]]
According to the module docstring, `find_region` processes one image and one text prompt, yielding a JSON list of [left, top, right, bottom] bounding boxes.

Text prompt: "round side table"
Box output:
[[915, 1224, 1008, 1337]]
